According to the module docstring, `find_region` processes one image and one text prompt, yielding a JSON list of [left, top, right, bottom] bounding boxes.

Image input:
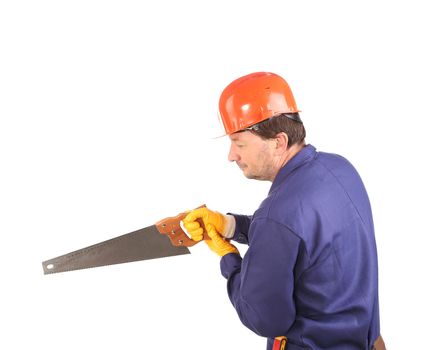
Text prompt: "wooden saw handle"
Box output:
[[155, 205, 209, 247]]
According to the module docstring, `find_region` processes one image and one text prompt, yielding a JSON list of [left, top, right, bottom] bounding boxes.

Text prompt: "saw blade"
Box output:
[[42, 225, 190, 274]]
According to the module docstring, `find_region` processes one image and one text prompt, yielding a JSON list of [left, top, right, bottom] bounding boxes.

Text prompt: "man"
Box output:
[[183, 72, 385, 350]]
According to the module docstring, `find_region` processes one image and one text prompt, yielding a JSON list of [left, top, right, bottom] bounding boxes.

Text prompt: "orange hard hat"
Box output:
[[218, 72, 300, 135]]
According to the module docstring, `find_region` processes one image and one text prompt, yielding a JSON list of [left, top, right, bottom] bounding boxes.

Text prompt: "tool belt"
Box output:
[[273, 335, 386, 349]]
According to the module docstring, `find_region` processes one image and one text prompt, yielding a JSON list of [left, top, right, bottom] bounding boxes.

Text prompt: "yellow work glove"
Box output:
[[183, 207, 228, 242], [204, 224, 239, 257]]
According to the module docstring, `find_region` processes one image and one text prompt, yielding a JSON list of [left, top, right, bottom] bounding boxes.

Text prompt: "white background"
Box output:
[[1, 0, 434, 349]]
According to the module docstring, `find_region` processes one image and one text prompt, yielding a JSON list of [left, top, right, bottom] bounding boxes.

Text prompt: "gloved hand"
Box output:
[[204, 224, 239, 257], [183, 207, 231, 242]]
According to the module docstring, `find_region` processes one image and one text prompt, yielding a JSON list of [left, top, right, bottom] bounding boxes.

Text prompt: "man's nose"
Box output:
[[228, 144, 239, 162]]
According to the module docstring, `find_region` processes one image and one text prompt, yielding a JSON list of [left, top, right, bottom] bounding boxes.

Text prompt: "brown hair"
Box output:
[[247, 113, 306, 148]]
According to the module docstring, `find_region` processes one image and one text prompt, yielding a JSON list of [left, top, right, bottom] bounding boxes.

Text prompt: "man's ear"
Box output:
[[275, 132, 289, 153]]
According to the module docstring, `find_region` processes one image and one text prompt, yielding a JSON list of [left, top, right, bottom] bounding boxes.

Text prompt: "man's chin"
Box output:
[[243, 170, 270, 181], [240, 168, 251, 178], [243, 170, 260, 180], [239, 167, 263, 180]]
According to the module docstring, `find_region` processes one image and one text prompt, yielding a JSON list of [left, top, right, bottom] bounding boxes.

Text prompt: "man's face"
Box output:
[[228, 131, 277, 181]]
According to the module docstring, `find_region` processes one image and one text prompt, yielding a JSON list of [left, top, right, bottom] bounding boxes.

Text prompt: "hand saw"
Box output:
[[42, 208, 207, 274]]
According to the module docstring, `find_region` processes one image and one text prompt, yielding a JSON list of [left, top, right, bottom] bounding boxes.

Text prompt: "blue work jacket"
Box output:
[[220, 144, 380, 349]]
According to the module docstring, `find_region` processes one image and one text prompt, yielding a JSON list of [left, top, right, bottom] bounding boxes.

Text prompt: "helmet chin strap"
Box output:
[[282, 113, 303, 124], [245, 113, 303, 132]]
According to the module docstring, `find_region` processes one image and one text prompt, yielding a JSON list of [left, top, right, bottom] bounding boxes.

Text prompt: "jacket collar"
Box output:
[[270, 144, 317, 193]]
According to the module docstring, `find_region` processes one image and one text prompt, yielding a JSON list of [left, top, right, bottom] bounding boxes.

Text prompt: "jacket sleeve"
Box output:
[[220, 217, 301, 337], [228, 213, 252, 245]]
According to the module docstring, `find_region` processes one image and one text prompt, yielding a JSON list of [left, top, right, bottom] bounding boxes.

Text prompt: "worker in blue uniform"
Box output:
[[183, 72, 385, 350]]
